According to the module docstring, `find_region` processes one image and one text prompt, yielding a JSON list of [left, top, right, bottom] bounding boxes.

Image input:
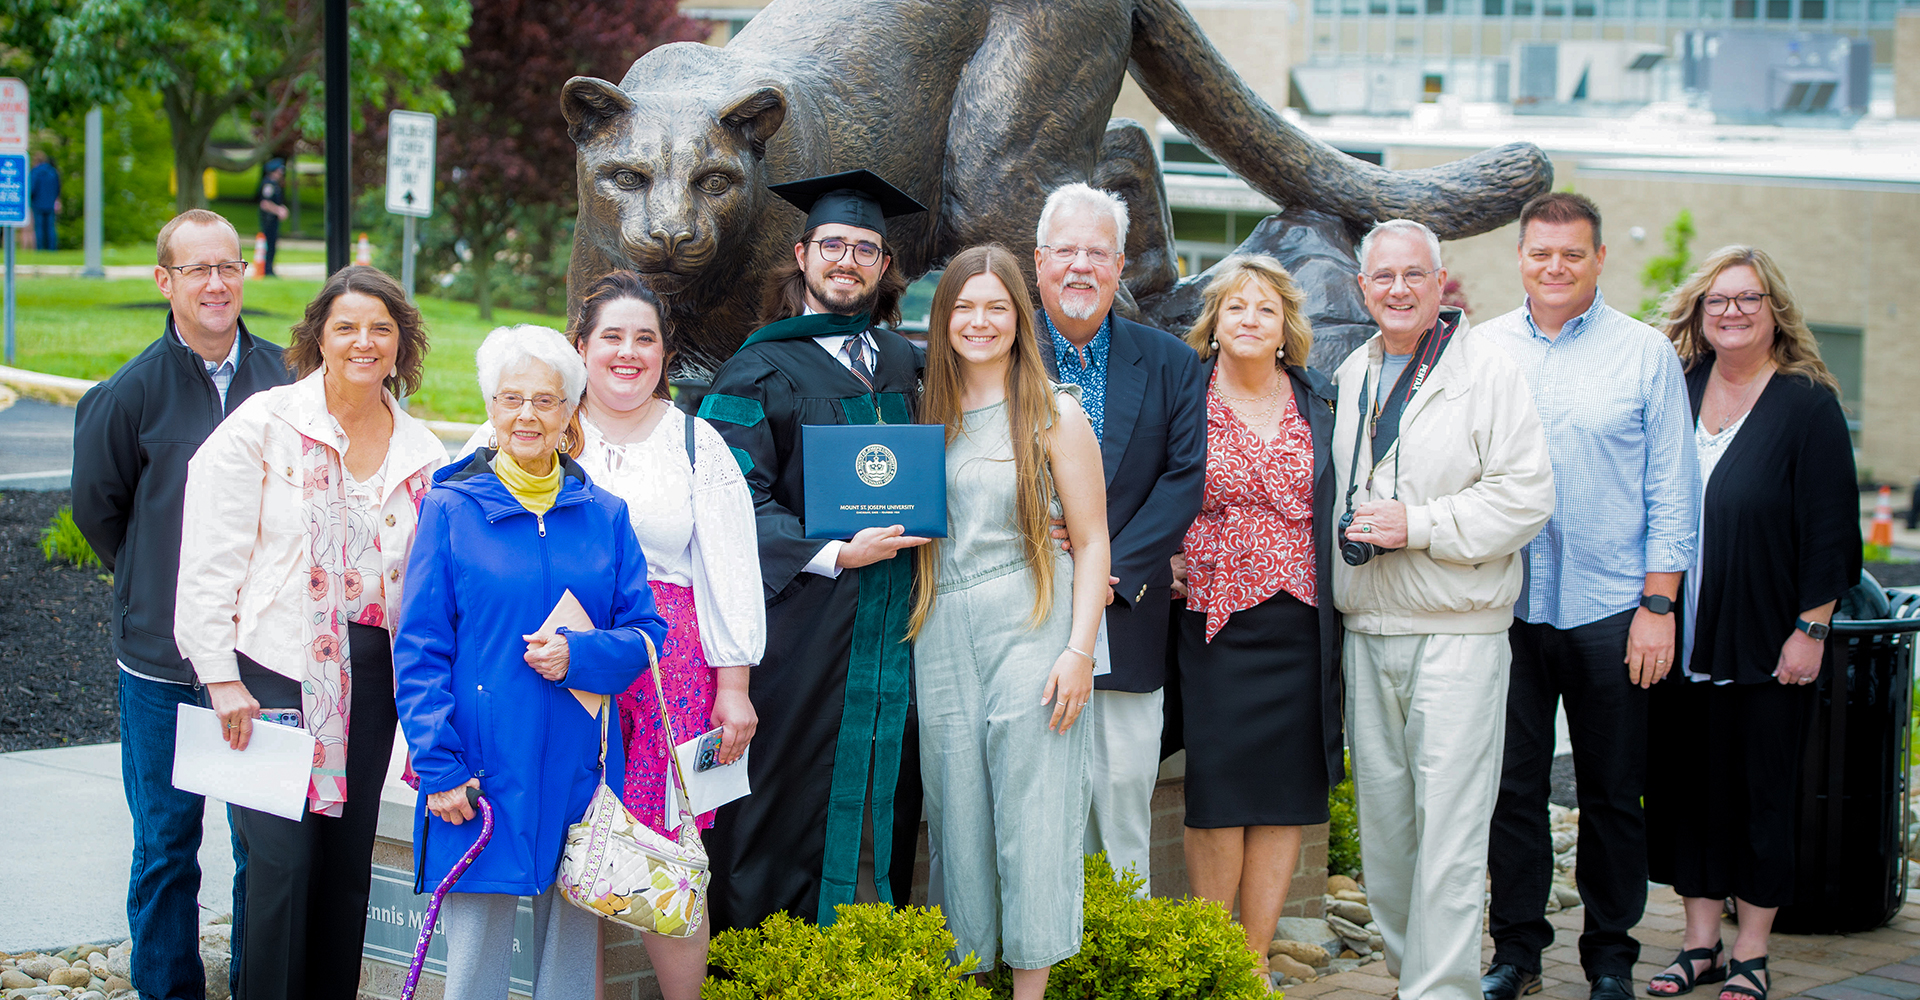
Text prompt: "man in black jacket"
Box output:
[[1034, 183, 1207, 897], [72, 209, 291, 1000]]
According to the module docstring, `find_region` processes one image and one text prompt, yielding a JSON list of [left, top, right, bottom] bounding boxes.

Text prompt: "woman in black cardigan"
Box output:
[[1643, 246, 1860, 1000]]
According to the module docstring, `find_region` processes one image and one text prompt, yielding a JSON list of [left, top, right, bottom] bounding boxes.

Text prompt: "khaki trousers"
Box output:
[[1344, 630, 1512, 1000]]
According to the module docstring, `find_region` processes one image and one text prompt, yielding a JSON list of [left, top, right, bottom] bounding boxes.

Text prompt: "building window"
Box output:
[[1423, 74, 1445, 98], [1514, 0, 1534, 14], [1428, 0, 1448, 12], [1766, 0, 1792, 15], [1486, 0, 1507, 12], [1699, 0, 1726, 14], [1868, 0, 1894, 19], [1667, 0, 1695, 15], [1733, 0, 1757, 16], [1316, 0, 1333, 13], [1801, 0, 1825, 14], [1575, 0, 1597, 14], [1810, 324, 1863, 418]]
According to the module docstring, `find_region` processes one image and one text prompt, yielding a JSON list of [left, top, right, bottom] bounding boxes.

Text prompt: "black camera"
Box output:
[[1338, 508, 1384, 567]]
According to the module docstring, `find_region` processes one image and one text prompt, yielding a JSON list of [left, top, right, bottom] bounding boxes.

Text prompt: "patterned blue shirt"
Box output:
[[174, 324, 241, 408], [1479, 291, 1699, 629], [1041, 310, 1112, 442]]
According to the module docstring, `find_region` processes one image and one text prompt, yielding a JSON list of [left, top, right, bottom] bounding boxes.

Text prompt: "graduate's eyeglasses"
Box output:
[[167, 261, 248, 282], [493, 392, 566, 413], [808, 238, 888, 267], [1702, 292, 1771, 316], [1039, 245, 1116, 266]]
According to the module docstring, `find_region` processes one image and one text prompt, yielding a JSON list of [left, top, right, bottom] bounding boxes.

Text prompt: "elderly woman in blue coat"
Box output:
[[394, 323, 669, 999]]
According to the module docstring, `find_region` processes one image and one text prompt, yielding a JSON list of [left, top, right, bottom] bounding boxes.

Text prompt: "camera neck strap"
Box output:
[[1343, 370, 1373, 515], [1370, 314, 1458, 461]]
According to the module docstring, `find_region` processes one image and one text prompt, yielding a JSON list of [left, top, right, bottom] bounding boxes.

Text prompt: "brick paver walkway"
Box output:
[[1289, 885, 1920, 1000]]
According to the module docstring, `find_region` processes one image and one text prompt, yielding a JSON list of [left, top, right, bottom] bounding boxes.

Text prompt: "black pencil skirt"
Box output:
[[1177, 589, 1330, 828], [1645, 675, 1815, 908]]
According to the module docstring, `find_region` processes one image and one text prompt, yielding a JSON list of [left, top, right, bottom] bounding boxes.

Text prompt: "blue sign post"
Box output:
[[0, 152, 23, 365]]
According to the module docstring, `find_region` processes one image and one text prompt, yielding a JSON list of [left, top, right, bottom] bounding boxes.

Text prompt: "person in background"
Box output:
[[1332, 219, 1554, 1000], [72, 209, 287, 1000], [396, 323, 669, 999], [29, 151, 60, 251], [258, 159, 290, 277], [1032, 182, 1206, 896], [910, 245, 1109, 1000], [1478, 192, 1698, 1000], [175, 266, 445, 1000], [1644, 246, 1860, 1000], [1173, 254, 1339, 989]]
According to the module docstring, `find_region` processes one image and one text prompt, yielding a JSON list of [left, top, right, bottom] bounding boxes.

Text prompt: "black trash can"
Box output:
[[1773, 575, 1920, 934]]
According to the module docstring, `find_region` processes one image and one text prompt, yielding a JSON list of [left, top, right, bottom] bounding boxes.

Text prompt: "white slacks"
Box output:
[[1082, 687, 1165, 898], [1344, 631, 1511, 1000]]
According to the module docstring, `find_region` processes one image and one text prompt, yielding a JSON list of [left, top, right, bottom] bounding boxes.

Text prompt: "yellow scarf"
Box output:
[[493, 449, 562, 515]]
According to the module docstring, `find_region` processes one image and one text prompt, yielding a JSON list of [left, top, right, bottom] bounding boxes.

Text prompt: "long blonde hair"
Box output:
[[1659, 244, 1840, 396], [1184, 254, 1314, 369], [908, 245, 1060, 638]]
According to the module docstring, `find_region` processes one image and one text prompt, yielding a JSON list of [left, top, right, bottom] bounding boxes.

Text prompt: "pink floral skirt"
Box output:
[[617, 581, 718, 837]]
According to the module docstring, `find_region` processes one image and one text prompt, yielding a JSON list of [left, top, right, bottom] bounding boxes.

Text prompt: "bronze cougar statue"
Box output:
[[564, 0, 1551, 371]]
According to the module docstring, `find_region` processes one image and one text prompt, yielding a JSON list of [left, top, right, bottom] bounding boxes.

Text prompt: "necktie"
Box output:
[[842, 335, 875, 392]]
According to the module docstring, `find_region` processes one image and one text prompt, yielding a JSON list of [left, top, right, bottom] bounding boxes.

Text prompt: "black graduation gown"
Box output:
[[696, 314, 925, 930]]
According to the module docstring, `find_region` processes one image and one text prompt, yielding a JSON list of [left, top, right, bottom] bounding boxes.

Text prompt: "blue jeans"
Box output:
[[118, 671, 247, 1000], [32, 209, 56, 251]]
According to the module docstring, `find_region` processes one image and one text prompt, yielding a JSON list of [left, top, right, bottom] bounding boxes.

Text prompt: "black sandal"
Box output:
[[1720, 956, 1769, 1000], [1646, 942, 1727, 996]]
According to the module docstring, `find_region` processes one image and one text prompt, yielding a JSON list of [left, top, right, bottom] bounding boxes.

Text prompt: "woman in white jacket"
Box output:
[[175, 266, 448, 1000]]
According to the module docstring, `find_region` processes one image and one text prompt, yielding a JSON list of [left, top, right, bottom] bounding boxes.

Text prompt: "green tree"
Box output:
[[6, 0, 470, 211], [1638, 209, 1696, 322]]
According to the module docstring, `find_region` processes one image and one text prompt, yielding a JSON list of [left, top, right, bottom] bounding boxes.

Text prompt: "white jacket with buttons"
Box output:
[[175, 369, 449, 685], [1330, 310, 1556, 636]]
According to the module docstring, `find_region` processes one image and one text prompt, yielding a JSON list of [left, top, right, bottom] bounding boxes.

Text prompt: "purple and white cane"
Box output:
[[400, 786, 494, 1000]]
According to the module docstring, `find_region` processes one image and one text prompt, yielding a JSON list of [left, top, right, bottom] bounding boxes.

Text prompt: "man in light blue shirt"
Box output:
[[1477, 193, 1698, 1000]]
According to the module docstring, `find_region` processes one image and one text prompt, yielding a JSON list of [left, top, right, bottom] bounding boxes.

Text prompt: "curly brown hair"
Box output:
[[284, 267, 430, 396]]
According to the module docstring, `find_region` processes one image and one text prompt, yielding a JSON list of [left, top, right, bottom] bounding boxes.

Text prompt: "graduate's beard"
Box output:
[[805, 269, 881, 317]]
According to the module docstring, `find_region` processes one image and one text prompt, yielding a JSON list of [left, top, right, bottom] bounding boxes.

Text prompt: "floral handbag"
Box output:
[[557, 633, 710, 937]]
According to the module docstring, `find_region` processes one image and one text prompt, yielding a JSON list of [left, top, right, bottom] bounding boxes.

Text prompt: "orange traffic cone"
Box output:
[[1870, 485, 1895, 548], [355, 232, 373, 267], [251, 233, 267, 278]]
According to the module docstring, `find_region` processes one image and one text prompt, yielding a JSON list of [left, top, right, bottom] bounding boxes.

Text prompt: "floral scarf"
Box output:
[[299, 432, 430, 817]]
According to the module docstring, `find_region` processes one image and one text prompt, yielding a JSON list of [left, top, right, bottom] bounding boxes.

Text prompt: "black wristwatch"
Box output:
[[1640, 594, 1673, 615], [1796, 618, 1831, 641]]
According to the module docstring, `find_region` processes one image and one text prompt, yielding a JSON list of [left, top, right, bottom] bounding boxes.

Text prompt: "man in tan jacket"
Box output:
[[1332, 219, 1555, 1000]]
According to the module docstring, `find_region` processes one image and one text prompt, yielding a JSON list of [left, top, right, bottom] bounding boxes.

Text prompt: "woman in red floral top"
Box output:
[[1173, 255, 1342, 986]]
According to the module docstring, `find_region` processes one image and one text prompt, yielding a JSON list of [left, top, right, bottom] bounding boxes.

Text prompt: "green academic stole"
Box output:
[[815, 382, 916, 924]]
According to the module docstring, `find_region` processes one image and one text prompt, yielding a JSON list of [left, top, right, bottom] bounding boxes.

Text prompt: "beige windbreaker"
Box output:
[[1330, 310, 1555, 635], [174, 370, 450, 685]]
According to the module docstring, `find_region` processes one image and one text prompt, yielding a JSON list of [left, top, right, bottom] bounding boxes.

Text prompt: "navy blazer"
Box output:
[[1043, 313, 1208, 692]]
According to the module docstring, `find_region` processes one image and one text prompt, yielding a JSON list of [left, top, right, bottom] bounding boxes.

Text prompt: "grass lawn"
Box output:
[[10, 245, 329, 267], [8, 276, 564, 423]]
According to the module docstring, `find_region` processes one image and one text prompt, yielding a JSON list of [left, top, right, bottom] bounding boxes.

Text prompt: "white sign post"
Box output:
[[0, 78, 29, 365], [384, 110, 435, 302]]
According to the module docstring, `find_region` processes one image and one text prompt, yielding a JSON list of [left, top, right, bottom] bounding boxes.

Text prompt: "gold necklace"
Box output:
[[1709, 365, 1772, 435]]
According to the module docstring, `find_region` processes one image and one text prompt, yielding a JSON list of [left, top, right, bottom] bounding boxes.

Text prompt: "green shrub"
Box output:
[[39, 507, 100, 569], [1328, 750, 1361, 878], [1003, 854, 1268, 999], [705, 903, 990, 1000]]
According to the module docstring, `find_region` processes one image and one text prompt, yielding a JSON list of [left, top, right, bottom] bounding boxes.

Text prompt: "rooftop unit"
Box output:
[[1678, 30, 1871, 123]]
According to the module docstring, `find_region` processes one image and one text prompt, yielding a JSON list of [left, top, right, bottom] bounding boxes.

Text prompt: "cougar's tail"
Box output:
[[1127, 0, 1551, 240]]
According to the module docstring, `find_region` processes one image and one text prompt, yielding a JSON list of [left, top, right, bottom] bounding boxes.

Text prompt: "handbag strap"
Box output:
[[592, 632, 701, 842]]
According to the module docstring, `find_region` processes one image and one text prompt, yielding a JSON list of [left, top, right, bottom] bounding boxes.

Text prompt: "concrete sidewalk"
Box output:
[[0, 737, 417, 954]]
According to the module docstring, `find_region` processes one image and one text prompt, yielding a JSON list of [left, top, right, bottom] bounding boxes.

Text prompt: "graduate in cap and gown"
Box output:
[[698, 169, 933, 930]]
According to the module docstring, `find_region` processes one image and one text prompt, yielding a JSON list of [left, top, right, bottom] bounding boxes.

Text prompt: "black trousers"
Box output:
[[231, 623, 397, 1000], [259, 213, 280, 275], [1489, 609, 1645, 979]]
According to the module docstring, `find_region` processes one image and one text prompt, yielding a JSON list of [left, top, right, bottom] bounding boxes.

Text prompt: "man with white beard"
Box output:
[[1033, 183, 1207, 896]]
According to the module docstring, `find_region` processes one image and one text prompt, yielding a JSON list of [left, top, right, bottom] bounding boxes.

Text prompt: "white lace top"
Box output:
[[460, 408, 765, 667]]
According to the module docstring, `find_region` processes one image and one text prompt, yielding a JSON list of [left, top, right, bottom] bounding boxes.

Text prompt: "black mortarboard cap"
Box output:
[[768, 169, 927, 239]]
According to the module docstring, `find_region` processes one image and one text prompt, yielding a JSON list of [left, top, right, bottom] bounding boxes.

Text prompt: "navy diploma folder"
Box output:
[[802, 423, 948, 539]]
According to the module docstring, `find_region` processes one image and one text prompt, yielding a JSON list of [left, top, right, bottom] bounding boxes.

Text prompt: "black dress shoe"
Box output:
[[1592, 974, 1636, 1000], [1483, 964, 1544, 1000]]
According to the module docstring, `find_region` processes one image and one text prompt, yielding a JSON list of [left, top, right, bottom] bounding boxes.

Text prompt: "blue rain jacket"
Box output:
[[394, 451, 669, 895]]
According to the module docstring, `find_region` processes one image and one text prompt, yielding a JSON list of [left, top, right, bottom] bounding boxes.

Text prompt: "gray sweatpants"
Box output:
[[440, 885, 599, 1000]]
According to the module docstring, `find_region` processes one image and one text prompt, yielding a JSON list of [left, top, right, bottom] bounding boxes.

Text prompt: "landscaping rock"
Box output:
[[17, 957, 63, 980], [1327, 899, 1372, 925], [1552, 884, 1583, 908], [1326, 874, 1361, 894], [1332, 888, 1369, 903], [1271, 954, 1316, 981], [1327, 912, 1370, 944], [49, 968, 93, 987], [1269, 939, 1330, 967], [1273, 916, 1342, 956], [1, 971, 35, 989]]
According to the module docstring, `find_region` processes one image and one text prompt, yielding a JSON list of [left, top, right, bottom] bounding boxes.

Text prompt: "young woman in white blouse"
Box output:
[[467, 272, 762, 997]]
